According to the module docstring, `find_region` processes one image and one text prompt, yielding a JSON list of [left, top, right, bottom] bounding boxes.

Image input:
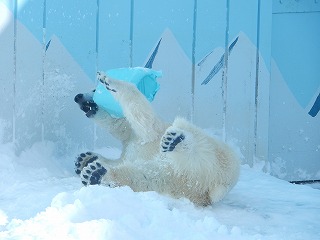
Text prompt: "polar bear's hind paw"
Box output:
[[97, 71, 117, 92], [75, 152, 98, 175], [161, 131, 185, 152], [81, 161, 107, 186]]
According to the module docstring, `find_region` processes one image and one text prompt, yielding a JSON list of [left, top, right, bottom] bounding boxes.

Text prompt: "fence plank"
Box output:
[[44, 0, 98, 153], [226, 0, 259, 165], [255, 0, 272, 164], [94, 0, 132, 149], [0, 2, 14, 143], [14, 1, 44, 153], [193, 1, 226, 131], [46, 0, 98, 80], [97, 0, 131, 70], [132, 0, 194, 122]]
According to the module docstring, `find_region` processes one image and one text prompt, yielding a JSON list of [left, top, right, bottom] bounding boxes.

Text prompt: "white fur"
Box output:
[[86, 74, 240, 206]]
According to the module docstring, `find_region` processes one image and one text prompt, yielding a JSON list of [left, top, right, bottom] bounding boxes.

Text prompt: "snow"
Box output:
[[0, 141, 319, 240]]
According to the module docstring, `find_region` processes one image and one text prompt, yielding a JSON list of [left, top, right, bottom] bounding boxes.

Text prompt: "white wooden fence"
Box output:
[[0, 0, 319, 181]]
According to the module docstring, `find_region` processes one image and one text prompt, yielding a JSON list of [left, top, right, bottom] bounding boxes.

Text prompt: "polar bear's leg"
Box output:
[[74, 91, 132, 142], [97, 72, 166, 142], [81, 160, 213, 206], [81, 160, 172, 191]]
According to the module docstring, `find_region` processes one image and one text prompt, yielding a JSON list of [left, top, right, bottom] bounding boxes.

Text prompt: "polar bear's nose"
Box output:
[[74, 94, 84, 103]]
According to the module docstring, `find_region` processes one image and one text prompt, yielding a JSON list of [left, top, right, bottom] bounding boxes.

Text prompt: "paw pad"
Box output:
[[75, 152, 99, 175], [81, 161, 107, 186], [161, 131, 185, 152]]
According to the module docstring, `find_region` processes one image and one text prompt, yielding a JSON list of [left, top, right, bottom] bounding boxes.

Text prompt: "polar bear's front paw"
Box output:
[[97, 71, 117, 93], [80, 161, 107, 186], [75, 152, 99, 175], [161, 131, 185, 152]]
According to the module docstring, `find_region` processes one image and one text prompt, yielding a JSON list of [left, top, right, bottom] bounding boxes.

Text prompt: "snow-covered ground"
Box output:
[[0, 141, 319, 240]]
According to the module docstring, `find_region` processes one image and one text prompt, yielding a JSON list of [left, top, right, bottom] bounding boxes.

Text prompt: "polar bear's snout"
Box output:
[[74, 92, 98, 118], [74, 93, 84, 103]]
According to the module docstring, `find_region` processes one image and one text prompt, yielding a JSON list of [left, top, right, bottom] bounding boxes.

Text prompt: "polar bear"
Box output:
[[74, 72, 240, 206]]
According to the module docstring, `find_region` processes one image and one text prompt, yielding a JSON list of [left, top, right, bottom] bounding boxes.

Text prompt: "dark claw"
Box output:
[[99, 79, 117, 92], [172, 134, 185, 146], [162, 133, 185, 152], [99, 79, 107, 85], [82, 181, 88, 186], [109, 88, 117, 92]]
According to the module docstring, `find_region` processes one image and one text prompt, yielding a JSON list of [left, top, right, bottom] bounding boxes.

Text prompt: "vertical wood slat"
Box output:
[[226, 0, 259, 165], [129, 0, 134, 67], [132, 0, 194, 122], [14, 0, 44, 153], [97, 0, 131, 71], [13, 0, 17, 144], [0, 1, 14, 143], [254, 0, 261, 161], [193, 1, 226, 131], [94, 0, 131, 149], [190, 0, 198, 123], [41, 0, 47, 143], [255, 0, 272, 163], [44, 0, 98, 153], [222, 0, 230, 142]]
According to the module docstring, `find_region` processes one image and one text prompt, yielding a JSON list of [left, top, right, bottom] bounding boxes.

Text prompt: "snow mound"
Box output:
[[0, 141, 319, 240]]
